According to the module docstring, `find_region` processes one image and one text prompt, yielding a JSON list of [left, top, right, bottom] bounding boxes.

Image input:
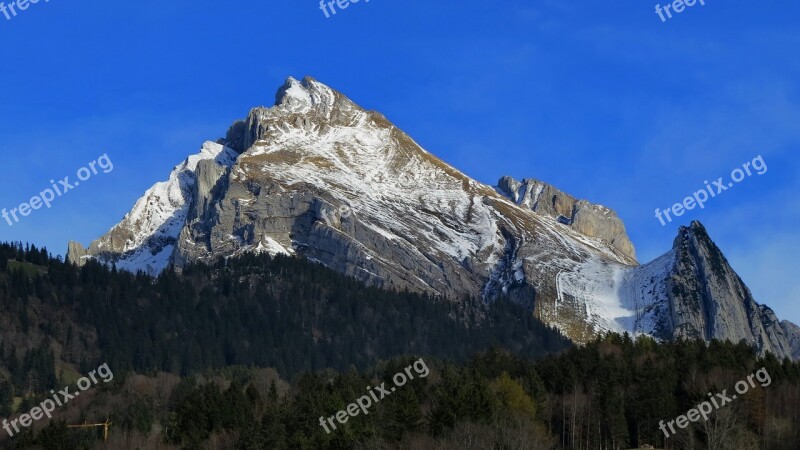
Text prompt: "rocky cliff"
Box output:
[[652, 221, 796, 358], [497, 176, 636, 262], [781, 321, 800, 360]]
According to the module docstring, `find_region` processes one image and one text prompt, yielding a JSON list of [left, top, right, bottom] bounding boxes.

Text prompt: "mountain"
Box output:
[[67, 76, 800, 360]]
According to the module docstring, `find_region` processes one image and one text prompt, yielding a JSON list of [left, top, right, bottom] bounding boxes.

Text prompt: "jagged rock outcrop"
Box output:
[[65, 241, 89, 265], [781, 321, 800, 360], [66, 76, 799, 360], [653, 221, 794, 358], [497, 176, 636, 261], [67, 141, 239, 274]]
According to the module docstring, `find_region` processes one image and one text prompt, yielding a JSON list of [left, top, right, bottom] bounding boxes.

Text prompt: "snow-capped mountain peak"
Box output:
[[275, 76, 337, 115], [66, 76, 800, 360]]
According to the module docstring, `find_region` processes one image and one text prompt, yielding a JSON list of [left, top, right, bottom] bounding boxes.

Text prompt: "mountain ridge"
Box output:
[[67, 76, 800, 360]]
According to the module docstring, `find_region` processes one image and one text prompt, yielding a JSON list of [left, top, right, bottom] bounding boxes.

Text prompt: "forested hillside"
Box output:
[[0, 241, 568, 414], [1, 242, 799, 450], [2, 339, 798, 449]]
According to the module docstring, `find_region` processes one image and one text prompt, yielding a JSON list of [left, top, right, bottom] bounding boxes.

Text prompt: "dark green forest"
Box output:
[[0, 242, 569, 378], [0, 242, 799, 450]]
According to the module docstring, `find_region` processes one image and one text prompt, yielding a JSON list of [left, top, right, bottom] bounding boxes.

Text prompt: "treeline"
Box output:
[[1, 242, 799, 449], [0, 241, 568, 419], [534, 335, 800, 449], [5, 339, 800, 450], [0, 241, 569, 376], [171, 339, 800, 450]]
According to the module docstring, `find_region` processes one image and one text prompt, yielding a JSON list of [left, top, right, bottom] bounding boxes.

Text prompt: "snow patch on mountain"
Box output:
[[80, 141, 239, 274], [553, 248, 676, 337]]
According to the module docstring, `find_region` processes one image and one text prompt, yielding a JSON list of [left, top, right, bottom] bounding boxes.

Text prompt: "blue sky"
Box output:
[[0, 0, 798, 323]]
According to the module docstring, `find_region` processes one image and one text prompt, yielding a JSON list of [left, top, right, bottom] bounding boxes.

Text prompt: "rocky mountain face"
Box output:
[[67, 76, 800, 360], [782, 321, 800, 360], [649, 221, 797, 358], [67, 142, 239, 273], [497, 176, 636, 262]]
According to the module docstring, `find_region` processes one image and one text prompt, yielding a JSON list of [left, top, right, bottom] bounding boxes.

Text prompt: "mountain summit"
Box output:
[[67, 77, 800, 359]]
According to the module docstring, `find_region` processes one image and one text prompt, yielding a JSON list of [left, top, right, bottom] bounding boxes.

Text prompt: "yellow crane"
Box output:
[[67, 418, 112, 441]]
